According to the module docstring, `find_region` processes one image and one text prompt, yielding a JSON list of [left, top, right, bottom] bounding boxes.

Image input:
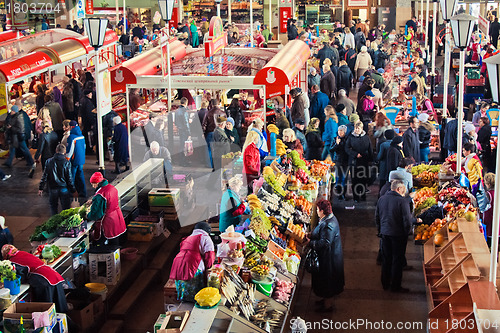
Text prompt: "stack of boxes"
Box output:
[[148, 188, 181, 231], [464, 67, 485, 104]]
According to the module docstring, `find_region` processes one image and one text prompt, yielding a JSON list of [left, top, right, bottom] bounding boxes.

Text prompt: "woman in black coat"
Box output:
[[477, 117, 492, 172], [226, 98, 245, 140], [330, 125, 349, 200], [34, 127, 58, 170], [305, 118, 324, 160], [306, 199, 344, 312], [112, 116, 130, 174], [345, 122, 373, 201], [386, 135, 404, 178]]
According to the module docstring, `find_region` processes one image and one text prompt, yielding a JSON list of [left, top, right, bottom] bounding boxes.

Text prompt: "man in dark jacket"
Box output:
[[66, 123, 86, 197], [490, 18, 500, 48], [374, 44, 389, 69], [79, 89, 96, 154], [315, 42, 336, 68], [343, 45, 357, 78], [386, 135, 404, 178], [132, 24, 144, 40], [34, 126, 58, 171], [336, 60, 353, 95], [39, 144, 77, 216], [405, 17, 418, 33], [402, 116, 420, 162], [292, 119, 307, 153], [354, 28, 366, 52], [290, 88, 306, 123], [375, 180, 415, 293], [175, 97, 191, 165], [320, 64, 336, 100], [3, 105, 35, 172], [370, 68, 385, 90], [377, 129, 395, 192], [309, 85, 329, 131], [287, 20, 298, 41]]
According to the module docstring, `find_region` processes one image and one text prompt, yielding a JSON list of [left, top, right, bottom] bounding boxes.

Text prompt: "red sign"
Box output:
[[204, 16, 227, 57], [168, 7, 179, 30], [280, 8, 292, 34], [0, 51, 53, 82], [86, 0, 94, 14]]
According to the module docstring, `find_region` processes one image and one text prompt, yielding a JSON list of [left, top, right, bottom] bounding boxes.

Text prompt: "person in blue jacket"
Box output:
[[66, 121, 86, 197], [322, 105, 338, 160], [219, 176, 249, 233], [112, 116, 130, 174], [309, 85, 330, 131]]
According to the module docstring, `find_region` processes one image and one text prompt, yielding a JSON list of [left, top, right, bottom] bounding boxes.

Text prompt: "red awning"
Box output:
[[253, 40, 311, 98], [62, 30, 118, 53], [0, 51, 54, 83], [0, 31, 18, 43], [110, 39, 187, 94]]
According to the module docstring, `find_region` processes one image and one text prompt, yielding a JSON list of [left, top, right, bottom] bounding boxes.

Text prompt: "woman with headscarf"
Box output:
[[305, 118, 324, 160], [2, 244, 68, 312], [225, 117, 240, 149], [219, 176, 248, 232], [111, 116, 129, 174], [304, 199, 344, 312], [87, 172, 127, 246], [169, 222, 215, 302]]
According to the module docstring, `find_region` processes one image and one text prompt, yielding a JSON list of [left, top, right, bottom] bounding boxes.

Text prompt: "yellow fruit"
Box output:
[[464, 211, 475, 222]]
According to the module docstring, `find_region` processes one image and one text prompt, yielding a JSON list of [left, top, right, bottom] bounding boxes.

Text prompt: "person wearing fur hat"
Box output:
[[418, 113, 434, 162], [111, 115, 129, 174], [87, 172, 126, 246]]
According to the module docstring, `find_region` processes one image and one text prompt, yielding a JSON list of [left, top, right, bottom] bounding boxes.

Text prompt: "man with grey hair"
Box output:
[[144, 140, 172, 175], [334, 89, 356, 116], [375, 179, 415, 293]]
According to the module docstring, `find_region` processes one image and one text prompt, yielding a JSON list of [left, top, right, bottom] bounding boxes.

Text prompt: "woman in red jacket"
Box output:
[[169, 222, 215, 302], [2, 244, 68, 312], [242, 130, 261, 194]]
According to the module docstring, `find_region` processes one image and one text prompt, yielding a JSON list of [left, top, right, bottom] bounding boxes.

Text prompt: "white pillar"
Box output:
[[421, 0, 424, 27], [425, 0, 430, 57], [126, 87, 132, 161], [123, 0, 126, 35], [116, 1, 119, 25], [269, 0, 272, 35], [166, 24, 172, 113], [456, 50, 465, 173], [95, 51, 105, 172], [489, 132, 500, 286], [217, 3, 221, 17], [442, 22, 450, 118], [229, 0, 232, 24], [250, 0, 254, 47], [431, 0, 437, 75]]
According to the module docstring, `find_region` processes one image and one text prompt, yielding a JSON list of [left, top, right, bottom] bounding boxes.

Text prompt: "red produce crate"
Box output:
[[464, 77, 485, 87]]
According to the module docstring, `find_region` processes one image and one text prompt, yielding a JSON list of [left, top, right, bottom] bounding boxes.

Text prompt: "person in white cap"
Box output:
[[464, 123, 478, 149], [112, 116, 129, 174], [0, 216, 13, 259], [417, 113, 433, 163]]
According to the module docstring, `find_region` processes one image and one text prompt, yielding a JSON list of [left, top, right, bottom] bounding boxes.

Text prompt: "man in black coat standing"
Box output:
[[406, 16, 418, 33], [402, 116, 420, 162], [287, 20, 298, 41], [376, 180, 416, 293], [490, 18, 500, 48], [315, 42, 335, 69]]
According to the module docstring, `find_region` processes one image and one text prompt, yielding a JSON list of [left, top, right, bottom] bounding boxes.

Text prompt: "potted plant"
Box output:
[[0, 260, 20, 295]]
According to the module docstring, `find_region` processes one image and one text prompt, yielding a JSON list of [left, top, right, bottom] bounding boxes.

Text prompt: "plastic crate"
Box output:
[[465, 85, 485, 94], [464, 93, 484, 104], [467, 68, 481, 79], [434, 84, 456, 96], [465, 77, 485, 86]]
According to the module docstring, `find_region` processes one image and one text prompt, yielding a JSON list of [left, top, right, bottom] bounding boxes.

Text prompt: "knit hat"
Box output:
[[384, 129, 395, 140], [391, 135, 403, 146], [338, 125, 348, 133], [335, 104, 345, 113], [227, 117, 235, 126], [216, 115, 227, 124], [464, 123, 476, 134], [377, 68, 385, 74], [113, 116, 122, 125], [365, 90, 375, 97], [310, 67, 317, 74], [361, 46, 368, 52], [349, 114, 360, 123], [10, 105, 18, 113], [418, 113, 429, 123], [69, 120, 78, 127], [90, 172, 105, 184]]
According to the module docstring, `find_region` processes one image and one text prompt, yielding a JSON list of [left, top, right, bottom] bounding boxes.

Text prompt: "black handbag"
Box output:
[[304, 248, 320, 274]]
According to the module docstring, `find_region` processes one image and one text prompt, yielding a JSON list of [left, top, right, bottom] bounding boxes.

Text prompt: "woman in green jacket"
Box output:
[[219, 176, 248, 233]]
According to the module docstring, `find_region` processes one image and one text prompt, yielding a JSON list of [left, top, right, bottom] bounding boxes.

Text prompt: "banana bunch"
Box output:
[[262, 166, 275, 177], [268, 216, 280, 225], [267, 124, 279, 134], [247, 194, 262, 210], [277, 173, 287, 187], [276, 139, 287, 156]]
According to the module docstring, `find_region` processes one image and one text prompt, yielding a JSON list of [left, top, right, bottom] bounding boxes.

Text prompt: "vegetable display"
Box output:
[[30, 206, 87, 242]]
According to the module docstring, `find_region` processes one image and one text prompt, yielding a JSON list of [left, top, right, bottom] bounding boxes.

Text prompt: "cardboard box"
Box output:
[[66, 294, 103, 331], [89, 248, 121, 285], [148, 188, 180, 207], [154, 314, 168, 333], [3, 302, 56, 333], [157, 311, 190, 333], [127, 222, 155, 242], [163, 279, 179, 310]]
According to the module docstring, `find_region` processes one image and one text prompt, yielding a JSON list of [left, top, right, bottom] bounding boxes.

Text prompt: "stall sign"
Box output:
[[280, 7, 292, 33], [97, 69, 112, 116], [0, 85, 7, 116], [205, 16, 227, 57], [0, 52, 53, 82], [111, 67, 136, 94], [6, 0, 29, 31], [168, 5, 179, 30], [478, 15, 489, 35], [85, 0, 93, 15], [347, 0, 368, 7], [76, 0, 85, 19]]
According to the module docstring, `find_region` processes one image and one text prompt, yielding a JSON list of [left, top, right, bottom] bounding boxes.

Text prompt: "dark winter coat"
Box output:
[[275, 115, 290, 136], [287, 25, 298, 40], [330, 135, 349, 166], [377, 140, 392, 181], [374, 49, 389, 70], [310, 213, 344, 298], [345, 131, 373, 166], [290, 94, 306, 123], [336, 65, 353, 93], [309, 91, 329, 125], [402, 127, 420, 162], [320, 70, 336, 99], [305, 130, 323, 160], [45, 101, 65, 132], [376, 191, 414, 237], [308, 73, 321, 92], [477, 125, 492, 155], [112, 123, 129, 164], [443, 118, 468, 152], [227, 105, 244, 129], [344, 48, 357, 75], [34, 131, 58, 164], [418, 123, 433, 149], [292, 126, 307, 152], [386, 144, 404, 177], [370, 72, 385, 90], [39, 153, 76, 192], [316, 45, 336, 68]]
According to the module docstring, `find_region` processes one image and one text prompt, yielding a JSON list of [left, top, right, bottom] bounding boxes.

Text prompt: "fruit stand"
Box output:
[[168, 149, 333, 332]]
